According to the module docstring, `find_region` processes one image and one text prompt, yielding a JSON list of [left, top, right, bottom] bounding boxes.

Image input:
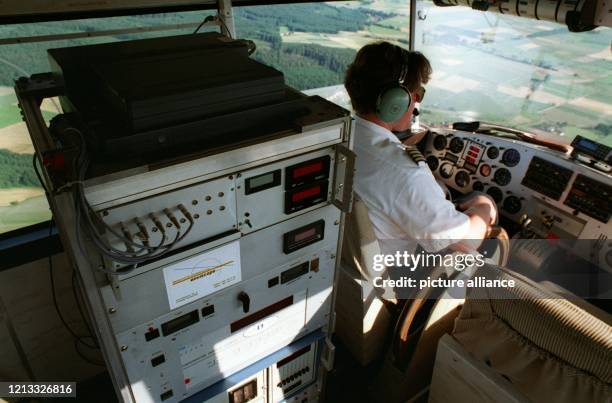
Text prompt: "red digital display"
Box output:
[[285, 156, 330, 192], [292, 161, 324, 179], [283, 220, 325, 253], [294, 228, 317, 243], [291, 186, 321, 202]]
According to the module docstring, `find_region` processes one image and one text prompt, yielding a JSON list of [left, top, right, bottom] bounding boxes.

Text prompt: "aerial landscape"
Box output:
[[0, 0, 610, 234]]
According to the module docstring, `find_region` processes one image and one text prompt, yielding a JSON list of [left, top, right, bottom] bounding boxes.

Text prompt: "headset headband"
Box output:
[[375, 47, 412, 123], [397, 48, 409, 87], [398, 60, 408, 86]]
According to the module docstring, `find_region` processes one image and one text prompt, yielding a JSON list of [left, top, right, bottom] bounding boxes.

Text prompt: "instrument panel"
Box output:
[[423, 129, 612, 272]]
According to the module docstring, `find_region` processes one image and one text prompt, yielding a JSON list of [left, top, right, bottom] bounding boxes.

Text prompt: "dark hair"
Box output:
[[344, 42, 432, 115]]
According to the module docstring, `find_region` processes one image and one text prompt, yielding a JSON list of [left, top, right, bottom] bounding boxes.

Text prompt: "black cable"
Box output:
[[32, 153, 49, 196], [217, 16, 233, 39], [72, 270, 99, 349], [74, 339, 105, 367], [193, 14, 233, 38], [193, 15, 215, 34], [247, 40, 257, 55], [35, 123, 103, 360], [48, 220, 98, 350]]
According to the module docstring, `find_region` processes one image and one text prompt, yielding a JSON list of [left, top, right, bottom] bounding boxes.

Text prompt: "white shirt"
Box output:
[[353, 116, 470, 252]]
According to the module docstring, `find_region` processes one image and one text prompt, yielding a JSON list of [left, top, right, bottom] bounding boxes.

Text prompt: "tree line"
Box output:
[[0, 150, 39, 188]]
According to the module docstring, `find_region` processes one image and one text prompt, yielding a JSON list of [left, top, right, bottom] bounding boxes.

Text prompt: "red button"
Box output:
[[184, 378, 191, 384]]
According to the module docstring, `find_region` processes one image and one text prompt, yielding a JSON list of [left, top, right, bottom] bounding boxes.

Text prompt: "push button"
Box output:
[[202, 305, 215, 317], [151, 354, 165, 367], [145, 328, 160, 341]]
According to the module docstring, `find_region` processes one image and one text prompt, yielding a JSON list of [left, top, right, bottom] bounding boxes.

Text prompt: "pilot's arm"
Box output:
[[388, 167, 496, 252]]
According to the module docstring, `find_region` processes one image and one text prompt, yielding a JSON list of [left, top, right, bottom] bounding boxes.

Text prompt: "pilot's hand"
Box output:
[[457, 194, 498, 226]]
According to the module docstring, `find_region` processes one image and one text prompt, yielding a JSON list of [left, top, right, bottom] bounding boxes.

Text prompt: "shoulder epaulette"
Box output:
[[405, 145, 426, 166]]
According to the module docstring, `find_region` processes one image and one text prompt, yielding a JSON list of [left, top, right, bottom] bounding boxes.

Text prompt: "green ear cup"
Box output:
[[376, 87, 411, 123]]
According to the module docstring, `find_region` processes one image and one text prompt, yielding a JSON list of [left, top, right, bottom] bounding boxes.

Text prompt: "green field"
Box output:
[[0, 194, 50, 234]]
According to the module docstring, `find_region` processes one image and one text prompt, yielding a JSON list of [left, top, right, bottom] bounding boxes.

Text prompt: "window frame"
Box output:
[[0, 0, 343, 24], [0, 220, 61, 271], [0, 0, 416, 268]]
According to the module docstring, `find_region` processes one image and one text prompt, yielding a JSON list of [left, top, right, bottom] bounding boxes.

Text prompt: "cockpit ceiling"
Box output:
[[433, 0, 610, 32], [0, 0, 336, 23]]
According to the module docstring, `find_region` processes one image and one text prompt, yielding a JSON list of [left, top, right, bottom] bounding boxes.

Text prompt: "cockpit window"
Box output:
[[3, 1, 607, 235], [0, 2, 406, 235], [413, 1, 611, 146]]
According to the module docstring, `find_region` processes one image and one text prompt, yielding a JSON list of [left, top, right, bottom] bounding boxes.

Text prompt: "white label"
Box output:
[[163, 241, 241, 309]]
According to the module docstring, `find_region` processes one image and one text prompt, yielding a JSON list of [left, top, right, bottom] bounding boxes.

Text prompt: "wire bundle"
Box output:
[[64, 127, 195, 274]]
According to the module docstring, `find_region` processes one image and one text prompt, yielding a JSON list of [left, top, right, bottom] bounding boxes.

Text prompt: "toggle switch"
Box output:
[[238, 291, 250, 313]]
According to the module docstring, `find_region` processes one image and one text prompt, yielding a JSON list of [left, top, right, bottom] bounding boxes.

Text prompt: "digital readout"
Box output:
[[245, 169, 281, 195], [249, 173, 274, 188], [291, 186, 321, 203], [293, 161, 324, 179], [283, 220, 325, 254], [294, 228, 317, 243], [577, 138, 598, 151]]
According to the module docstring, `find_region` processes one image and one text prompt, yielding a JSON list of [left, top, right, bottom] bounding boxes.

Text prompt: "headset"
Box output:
[[375, 52, 412, 123]]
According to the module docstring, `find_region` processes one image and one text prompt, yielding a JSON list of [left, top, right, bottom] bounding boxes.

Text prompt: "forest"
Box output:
[[0, 3, 380, 208], [232, 4, 389, 88], [0, 150, 39, 188], [0, 4, 388, 89]]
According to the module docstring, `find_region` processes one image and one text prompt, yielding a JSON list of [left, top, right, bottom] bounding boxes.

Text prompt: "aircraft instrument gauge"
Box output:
[[502, 148, 521, 167]]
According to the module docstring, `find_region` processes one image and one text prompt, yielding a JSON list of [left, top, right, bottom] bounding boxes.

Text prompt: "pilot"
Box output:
[[344, 42, 497, 253]]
